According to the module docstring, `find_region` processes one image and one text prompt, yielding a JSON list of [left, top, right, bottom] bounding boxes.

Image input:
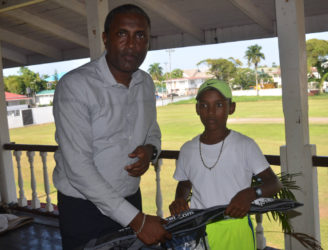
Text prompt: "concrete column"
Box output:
[[85, 0, 109, 60], [275, 1, 320, 249], [0, 42, 17, 203]]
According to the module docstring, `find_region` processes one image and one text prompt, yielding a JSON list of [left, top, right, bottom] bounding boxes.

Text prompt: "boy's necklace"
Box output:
[[199, 136, 225, 170]]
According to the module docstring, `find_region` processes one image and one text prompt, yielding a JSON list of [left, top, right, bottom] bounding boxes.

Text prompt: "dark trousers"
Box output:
[[57, 189, 142, 250]]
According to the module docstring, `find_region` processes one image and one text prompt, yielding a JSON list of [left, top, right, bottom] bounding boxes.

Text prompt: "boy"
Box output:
[[169, 79, 282, 249]]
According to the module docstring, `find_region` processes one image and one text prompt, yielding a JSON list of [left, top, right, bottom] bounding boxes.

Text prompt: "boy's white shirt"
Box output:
[[173, 130, 269, 209]]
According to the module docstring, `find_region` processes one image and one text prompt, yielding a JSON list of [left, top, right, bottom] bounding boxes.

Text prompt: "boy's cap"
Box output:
[[196, 79, 232, 100]]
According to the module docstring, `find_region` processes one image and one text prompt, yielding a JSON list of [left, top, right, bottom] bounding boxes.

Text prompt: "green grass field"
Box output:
[[8, 96, 328, 249]]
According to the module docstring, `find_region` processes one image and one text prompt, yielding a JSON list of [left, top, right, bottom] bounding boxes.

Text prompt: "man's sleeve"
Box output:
[[53, 76, 139, 226]]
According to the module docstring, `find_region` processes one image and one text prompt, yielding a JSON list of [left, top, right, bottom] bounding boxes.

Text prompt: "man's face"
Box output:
[[103, 12, 150, 76], [196, 90, 235, 133]]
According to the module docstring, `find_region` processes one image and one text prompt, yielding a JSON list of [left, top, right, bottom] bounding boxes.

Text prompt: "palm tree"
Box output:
[[245, 45, 265, 96], [148, 63, 163, 81]]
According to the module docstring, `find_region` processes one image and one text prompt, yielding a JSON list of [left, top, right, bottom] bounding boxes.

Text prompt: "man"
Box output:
[[53, 4, 171, 249]]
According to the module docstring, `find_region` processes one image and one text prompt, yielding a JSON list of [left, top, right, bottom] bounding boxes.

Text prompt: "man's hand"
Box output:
[[225, 187, 255, 218], [169, 198, 189, 215], [125, 145, 153, 177], [130, 212, 171, 245]]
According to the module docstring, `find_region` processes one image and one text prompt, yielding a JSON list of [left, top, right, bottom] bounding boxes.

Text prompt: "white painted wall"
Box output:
[[7, 106, 54, 129], [7, 112, 23, 129], [32, 106, 54, 124], [7, 104, 28, 112]]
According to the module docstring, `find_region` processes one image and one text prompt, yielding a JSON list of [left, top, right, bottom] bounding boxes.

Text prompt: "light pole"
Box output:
[[166, 49, 175, 95]]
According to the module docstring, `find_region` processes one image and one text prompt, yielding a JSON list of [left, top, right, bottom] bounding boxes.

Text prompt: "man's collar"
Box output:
[[98, 52, 144, 88]]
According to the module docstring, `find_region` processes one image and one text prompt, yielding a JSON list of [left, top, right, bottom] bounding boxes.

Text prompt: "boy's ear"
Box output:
[[229, 102, 236, 115], [196, 103, 200, 116]]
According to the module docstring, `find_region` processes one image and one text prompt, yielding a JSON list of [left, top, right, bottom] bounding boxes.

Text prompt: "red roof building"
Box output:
[[5, 92, 31, 101]]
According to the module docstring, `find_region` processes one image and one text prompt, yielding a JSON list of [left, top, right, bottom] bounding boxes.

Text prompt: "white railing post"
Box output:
[[153, 159, 163, 218], [13, 151, 27, 207], [255, 213, 266, 250], [26, 151, 40, 209], [40, 152, 53, 212]]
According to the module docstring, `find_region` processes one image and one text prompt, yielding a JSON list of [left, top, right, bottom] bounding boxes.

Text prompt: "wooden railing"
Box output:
[[3, 142, 328, 250], [4, 143, 328, 167]]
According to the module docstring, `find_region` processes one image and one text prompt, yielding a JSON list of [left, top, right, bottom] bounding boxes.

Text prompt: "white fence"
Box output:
[[8, 89, 283, 129], [156, 96, 195, 106], [8, 106, 54, 129], [232, 88, 282, 96]]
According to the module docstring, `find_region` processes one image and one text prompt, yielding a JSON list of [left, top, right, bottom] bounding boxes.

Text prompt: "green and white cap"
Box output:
[[196, 79, 232, 100]]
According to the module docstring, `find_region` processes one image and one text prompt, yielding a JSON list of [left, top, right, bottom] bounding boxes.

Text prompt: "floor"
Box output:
[[0, 222, 62, 250]]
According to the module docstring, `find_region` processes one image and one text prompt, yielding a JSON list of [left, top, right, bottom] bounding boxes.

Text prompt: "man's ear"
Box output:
[[102, 32, 108, 46], [229, 102, 236, 115], [196, 103, 200, 116]]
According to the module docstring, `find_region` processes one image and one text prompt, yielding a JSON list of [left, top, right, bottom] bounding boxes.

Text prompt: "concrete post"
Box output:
[[85, 0, 109, 60], [0, 42, 17, 204], [276, 0, 320, 249]]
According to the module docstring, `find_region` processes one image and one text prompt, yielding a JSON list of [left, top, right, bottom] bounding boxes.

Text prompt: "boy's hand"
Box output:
[[125, 145, 153, 177], [225, 187, 255, 218], [169, 198, 189, 215], [130, 212, 171, 245]]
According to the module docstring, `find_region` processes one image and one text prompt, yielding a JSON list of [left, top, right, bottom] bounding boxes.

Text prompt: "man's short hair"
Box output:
[[104, 4, 151, 34]]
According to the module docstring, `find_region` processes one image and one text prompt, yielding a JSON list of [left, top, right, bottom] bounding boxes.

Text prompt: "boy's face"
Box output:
[[196, 89, 235, 133]]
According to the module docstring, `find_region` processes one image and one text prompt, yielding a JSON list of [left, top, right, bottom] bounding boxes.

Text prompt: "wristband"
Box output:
[[136, 214, 147, 235], [151, 145, 158, 160], [254, 187, 263, 198]]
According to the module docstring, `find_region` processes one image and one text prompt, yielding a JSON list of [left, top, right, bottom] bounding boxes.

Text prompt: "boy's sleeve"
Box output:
[[173, 147, 189, 181], [246, 139, 270, 175]]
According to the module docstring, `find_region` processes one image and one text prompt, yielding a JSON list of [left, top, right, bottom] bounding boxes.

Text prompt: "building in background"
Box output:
[[35, 90, 55, 106], [5, 92, 31, 117], [164, 69, 212, 96], [259, 66, 282, 87]]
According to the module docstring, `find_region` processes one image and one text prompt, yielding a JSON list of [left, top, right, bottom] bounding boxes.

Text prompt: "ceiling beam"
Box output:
[[0, 28, 61, 59], [0, 0, 45, 13], [6, 9, 88, 48], [50, 0, 86, 16], [2, 47, 27, 65], [228, 0, 274, 33], [135, 0, 204, 42]]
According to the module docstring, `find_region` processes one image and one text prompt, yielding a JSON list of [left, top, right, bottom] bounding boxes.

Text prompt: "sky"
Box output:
[[3, 31, 328, 78]]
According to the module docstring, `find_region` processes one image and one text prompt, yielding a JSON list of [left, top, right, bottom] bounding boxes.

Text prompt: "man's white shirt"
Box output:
[[53, 53, 161, 226]]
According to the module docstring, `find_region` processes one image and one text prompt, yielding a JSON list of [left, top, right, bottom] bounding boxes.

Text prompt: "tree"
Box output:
[[197, 57, 240, 83], [3, 67, 48, 95], [232, 68, 256, 90], [170, 68, 183, 79], [306, 39, 328, 93], [4, 75, 25, 94], [51, 70, 60, 89], [258, 72, 274, 85], [245, 44, 265, 96], [148, 63, 163, 81]]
